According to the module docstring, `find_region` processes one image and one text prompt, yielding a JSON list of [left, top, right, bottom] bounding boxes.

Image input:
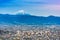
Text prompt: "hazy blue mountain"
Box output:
[[0, 14, 60, 25]]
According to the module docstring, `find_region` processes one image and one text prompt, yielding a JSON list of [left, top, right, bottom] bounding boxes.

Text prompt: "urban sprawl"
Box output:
[[0, 25, 60, 40]]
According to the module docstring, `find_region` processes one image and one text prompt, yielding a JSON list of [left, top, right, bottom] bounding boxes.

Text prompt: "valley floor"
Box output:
[[0, 24, 60, 40]]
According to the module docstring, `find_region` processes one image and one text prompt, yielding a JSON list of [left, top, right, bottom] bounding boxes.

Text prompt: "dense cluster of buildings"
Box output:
[[0, 25, 60, 40]]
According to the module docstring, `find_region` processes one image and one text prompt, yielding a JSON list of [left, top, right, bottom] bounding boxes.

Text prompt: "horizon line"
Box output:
[[0, 13, 60, 17]]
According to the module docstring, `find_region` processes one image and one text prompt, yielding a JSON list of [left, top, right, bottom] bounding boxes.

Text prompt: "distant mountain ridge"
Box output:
[[0, 14, 60, 25]]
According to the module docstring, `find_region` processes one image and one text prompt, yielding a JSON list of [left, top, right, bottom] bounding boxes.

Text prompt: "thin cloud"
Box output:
[[44, 5, 60, 11], [24, 1, 47, 4]]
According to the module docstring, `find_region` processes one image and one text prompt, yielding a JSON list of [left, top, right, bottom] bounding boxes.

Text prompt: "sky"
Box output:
[[0, 0, 60, 16]]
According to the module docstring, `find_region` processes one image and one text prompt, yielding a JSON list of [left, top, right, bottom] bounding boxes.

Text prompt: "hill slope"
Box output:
[[0, 14, 60, 25]]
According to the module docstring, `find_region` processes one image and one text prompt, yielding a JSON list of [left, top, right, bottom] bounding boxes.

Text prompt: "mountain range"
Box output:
[[0, 14, 60, 25]]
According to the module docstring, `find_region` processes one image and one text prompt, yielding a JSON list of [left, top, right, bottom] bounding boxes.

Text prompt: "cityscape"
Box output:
[[0, 0, 60, 40], [0, 24, 60, 40]]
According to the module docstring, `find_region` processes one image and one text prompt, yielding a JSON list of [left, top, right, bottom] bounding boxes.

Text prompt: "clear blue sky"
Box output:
[[0, 0, 60, 16]]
